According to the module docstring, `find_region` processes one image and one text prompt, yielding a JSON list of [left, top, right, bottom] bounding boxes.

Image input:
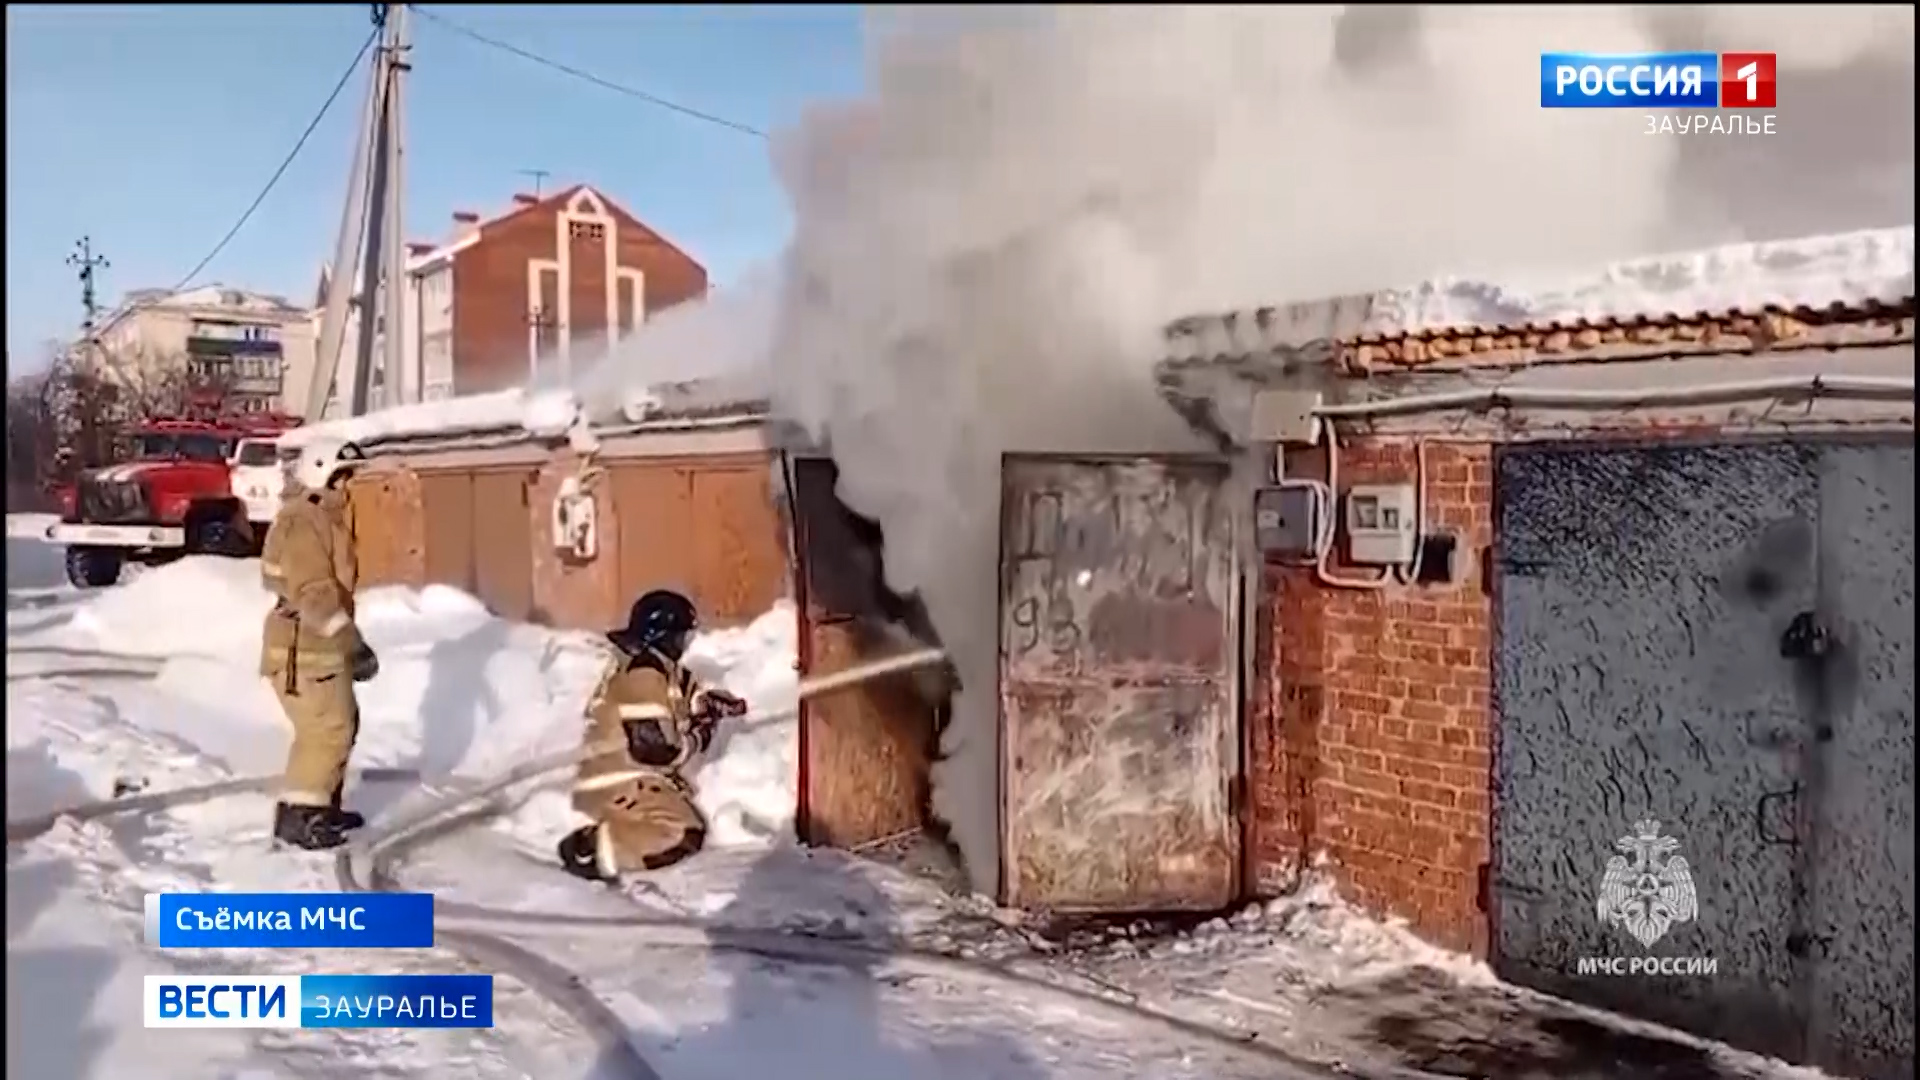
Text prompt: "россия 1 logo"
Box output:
[[1719, 52, 1777, 108], [1539, 52, 1778, 108]]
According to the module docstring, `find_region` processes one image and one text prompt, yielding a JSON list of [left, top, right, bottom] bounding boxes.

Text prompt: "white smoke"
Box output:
[[579, 5, 1913, 898]]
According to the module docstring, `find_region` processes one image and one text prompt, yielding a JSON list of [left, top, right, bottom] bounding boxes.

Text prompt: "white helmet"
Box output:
[[290, 437, 367, 491]]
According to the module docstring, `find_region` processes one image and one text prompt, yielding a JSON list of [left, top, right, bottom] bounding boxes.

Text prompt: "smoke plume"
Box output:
[[583, 5, 1913, 898]]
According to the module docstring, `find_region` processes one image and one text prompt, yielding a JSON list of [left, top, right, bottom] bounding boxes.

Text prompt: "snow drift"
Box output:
[[569, 6, 1915, 897], [42, 557, 802, 847]]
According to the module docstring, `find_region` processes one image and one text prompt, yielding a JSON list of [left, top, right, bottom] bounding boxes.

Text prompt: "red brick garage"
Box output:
[[1256, 437, 1495, 951], [1159, 294, 1914, 1079]]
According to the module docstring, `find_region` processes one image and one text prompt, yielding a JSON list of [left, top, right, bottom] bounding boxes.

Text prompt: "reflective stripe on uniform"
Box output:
[[616, 703, 672, 721], [594, 824, 618, 879], [575, 769, 651, 795]]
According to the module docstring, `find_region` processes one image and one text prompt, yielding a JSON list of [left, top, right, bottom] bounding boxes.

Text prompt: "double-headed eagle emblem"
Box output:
[[1596, 818, 1698, 949]]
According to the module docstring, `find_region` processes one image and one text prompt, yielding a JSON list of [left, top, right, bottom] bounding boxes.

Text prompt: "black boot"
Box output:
[[557, 824, 614, 883], [273, 802, 350, 851], [328, 788, 366, 831]]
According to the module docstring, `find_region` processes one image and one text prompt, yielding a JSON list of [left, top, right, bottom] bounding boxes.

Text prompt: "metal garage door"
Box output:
[[1489, 438, 1913, 1079], [997, 454, 1240, 913]]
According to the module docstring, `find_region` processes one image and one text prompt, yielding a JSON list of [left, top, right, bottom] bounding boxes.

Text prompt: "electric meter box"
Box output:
[[1253, 485, 1319, 558], [1345, 484, 1417, 565]]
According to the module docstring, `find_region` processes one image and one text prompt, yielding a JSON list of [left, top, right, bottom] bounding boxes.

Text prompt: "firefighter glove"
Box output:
[[349, 641, 381, 683], [693, 688, 748, 721], [685, 717, 716, 758]]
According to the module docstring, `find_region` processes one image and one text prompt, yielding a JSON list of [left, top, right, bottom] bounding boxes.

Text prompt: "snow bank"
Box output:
[[680, 601, 801, 846], [1367, 225, 1916, 334], [44, 558, 802, 853], [69, 557, 272, 662]]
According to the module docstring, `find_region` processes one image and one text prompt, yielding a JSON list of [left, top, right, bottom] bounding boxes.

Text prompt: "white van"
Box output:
[[229, 437, 293, 527]]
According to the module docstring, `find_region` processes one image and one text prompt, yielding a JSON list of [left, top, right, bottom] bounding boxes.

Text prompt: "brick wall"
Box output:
[[1250, 437, 1495, 953]]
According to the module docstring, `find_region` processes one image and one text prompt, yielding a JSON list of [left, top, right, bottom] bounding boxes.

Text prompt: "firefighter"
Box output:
[[259, 436, 377, 850], [557, 589, 747, 882]]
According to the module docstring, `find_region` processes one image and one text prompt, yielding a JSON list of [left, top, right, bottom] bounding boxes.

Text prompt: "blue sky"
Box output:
[[4, 4, 866, 363]]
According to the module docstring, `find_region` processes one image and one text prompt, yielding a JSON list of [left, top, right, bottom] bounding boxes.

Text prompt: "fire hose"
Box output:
[[7, 647, 1411, 1080]]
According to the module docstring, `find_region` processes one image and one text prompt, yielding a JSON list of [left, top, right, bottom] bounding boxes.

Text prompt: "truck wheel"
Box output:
[[65, 547, 124, 589], [189, 516, 247, 558]]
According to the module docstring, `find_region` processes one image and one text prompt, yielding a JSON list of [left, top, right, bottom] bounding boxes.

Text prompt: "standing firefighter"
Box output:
[[558, 589, 746, 882], [260, 437, 378, 851]]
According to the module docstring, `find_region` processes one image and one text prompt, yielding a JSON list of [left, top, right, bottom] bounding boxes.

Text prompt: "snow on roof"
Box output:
[[1373, 225, 1914, 334], [1164, 225, 1916, 361], [281, 374, 771, 453], [115, 284, 306, 318], [280, 389, 541, 450]]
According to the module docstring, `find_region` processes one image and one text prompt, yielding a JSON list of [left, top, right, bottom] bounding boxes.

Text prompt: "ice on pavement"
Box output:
[[6, 523, 1839, 1080]]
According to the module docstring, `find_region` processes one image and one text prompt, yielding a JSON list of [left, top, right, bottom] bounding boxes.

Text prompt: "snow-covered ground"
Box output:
[[6, 516, 1841, 1079]]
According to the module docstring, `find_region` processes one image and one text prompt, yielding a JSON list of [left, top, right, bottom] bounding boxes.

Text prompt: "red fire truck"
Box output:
[[47, 410, 303, 588]]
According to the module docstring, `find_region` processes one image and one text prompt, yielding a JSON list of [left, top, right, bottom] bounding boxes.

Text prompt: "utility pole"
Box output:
[[58, 237, 111, 475], [380, 2, 409, 410], [67, 237, 109, 339], [517, 169, 551, 196], [307, 3, 411, 421]]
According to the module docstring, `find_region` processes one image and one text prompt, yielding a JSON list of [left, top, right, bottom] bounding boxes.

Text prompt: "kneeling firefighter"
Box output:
[[558, 589, 747, 882], [260, 437, 379, 851]]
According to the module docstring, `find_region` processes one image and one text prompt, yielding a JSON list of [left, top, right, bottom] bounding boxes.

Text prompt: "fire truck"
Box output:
[[47, 410, 304, 588]]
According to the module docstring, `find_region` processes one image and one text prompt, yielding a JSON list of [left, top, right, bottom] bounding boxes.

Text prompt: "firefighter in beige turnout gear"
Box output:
[[259, 437, 378, 851], [558, 589, 746, 882]]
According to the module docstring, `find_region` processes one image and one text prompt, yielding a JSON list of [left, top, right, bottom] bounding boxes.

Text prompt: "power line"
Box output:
[[410, 5, 769, 140], [92, 25, 381, 340]]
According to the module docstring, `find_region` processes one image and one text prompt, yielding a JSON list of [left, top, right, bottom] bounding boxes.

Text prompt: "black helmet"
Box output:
[[608, 589, 699, 660]]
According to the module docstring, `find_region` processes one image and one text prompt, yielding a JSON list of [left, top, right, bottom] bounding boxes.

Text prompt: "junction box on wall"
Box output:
[[551, 475, 599, 562], [1249, 388, 1328, 562], [1249, 389, 1324, 447]]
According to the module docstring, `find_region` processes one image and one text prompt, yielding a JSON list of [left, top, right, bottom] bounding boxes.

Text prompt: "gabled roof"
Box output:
[[404, 183, 704, 274], [317, 183, 706, 286]]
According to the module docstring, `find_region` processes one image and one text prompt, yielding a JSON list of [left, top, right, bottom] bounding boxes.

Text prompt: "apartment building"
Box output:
[[91, 285, 317, 414]]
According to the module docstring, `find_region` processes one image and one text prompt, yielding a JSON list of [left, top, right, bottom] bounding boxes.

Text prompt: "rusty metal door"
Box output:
[[689, 461, 790, 624], [419, 471, 476, 593], [998, 454, 1239, 913], [470, 469, 535, 623], [611, 462, 696, 610]]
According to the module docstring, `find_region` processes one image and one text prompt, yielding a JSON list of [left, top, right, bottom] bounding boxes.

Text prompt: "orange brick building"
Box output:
[[322, 184, 708, 405]]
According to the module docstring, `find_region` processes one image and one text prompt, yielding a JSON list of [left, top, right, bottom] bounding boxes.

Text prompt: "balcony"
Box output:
[[187, 335, 284, 358], [189, 355, 282, 395]]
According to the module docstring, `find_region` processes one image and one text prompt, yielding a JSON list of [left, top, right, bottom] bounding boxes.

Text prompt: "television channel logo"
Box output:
[[1719, 52, 1777, 108], [1540, 52, 1777, 109]]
